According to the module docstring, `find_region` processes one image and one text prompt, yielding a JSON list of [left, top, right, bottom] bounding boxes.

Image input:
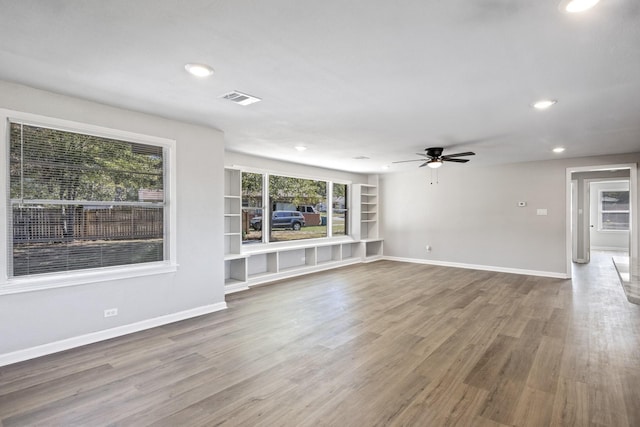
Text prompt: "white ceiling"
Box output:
[[1, 0, 639, 173]]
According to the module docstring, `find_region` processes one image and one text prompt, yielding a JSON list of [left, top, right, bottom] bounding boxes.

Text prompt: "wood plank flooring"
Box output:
[[1, 254, 639, 426]]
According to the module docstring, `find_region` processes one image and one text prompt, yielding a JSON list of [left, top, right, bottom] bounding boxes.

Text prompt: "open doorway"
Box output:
[[565, 164, 637, 278]]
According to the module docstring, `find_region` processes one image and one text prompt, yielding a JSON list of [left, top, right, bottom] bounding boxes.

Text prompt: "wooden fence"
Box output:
[[12, 206, 163, 243]]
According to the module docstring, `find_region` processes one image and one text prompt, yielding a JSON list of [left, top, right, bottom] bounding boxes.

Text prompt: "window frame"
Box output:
[[239, 166, 352, 247], [0, 110, 178, 294], [598, 189, 630, 232]]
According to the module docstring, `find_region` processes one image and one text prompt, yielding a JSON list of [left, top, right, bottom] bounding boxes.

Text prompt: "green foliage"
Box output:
[[269, 175, 326, 206], [10, 124, 163, 202], [333, 183, 346, 198], [242, 172, 263, 207], [243, 173, 328, 207]]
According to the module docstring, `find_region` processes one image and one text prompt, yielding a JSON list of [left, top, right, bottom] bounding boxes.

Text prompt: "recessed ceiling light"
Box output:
[[185, 63, 214, 77], [381, 165, 390, 170], [532, 99, 558, 110], [294, 145, 307, 152], [563, 0, 600, 13], [553, 147, 566, 153]]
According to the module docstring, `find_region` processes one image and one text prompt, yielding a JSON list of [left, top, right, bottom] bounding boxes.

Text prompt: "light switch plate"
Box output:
[[536, 209, 548, 216]]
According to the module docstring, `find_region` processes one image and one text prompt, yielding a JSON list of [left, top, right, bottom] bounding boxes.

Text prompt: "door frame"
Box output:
[[565, 163, 637, 278]]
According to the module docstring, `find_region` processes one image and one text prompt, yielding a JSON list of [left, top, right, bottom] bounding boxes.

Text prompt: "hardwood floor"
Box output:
[[1, 256, 639, 426]]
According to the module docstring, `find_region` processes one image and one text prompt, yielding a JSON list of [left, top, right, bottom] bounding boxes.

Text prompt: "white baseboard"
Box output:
[[383, 256, 569, 279], [0, 302, 227, 367]]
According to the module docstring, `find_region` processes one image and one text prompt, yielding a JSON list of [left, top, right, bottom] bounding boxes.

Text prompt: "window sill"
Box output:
[[0, 262, 179, 295]]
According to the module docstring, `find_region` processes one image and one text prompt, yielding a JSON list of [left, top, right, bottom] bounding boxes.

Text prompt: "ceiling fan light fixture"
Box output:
[[427, 160, 443, 169], [563, 0, 600, 13], [184, 63, 214, 77], [532, 99, 557, 110]]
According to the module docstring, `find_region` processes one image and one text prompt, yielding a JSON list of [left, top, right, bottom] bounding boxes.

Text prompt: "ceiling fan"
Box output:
[[393, 147, 475, 169]]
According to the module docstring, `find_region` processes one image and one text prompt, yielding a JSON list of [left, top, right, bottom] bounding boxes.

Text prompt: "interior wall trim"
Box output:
[[383, 256, 569, 280], [0, 302, 228, 367]]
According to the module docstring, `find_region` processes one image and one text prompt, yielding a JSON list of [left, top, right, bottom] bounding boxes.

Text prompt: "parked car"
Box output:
[[296, 205, 322, 226], [297, 205, 319, 214], [250, 211, 306, 231]]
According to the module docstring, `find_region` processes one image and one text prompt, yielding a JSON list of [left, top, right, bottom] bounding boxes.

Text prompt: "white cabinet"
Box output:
[[242, 240, 363, 288]]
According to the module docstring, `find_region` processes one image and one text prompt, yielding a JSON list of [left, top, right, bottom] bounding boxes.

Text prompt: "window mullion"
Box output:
[[264, 173, 270, 244]]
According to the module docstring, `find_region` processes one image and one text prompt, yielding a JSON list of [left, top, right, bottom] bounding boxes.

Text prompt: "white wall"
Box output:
[[225, 151, 367, 184], [590, 180, 630, 251], [0, 81, 226, 359], [380, 154, 640, 276]]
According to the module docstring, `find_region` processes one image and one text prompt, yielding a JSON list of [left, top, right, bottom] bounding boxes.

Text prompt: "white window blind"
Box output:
[[8, 122, 166, 277]]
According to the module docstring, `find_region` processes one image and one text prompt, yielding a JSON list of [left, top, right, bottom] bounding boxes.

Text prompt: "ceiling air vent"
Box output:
[[220, 90, 262, 106]]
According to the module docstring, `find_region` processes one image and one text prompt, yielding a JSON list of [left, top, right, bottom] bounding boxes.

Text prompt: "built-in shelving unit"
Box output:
[[243, 240, 363, 288], [223, 171, 383, 295], [353, 181, 384, 262], [224, 168, 249, 293]]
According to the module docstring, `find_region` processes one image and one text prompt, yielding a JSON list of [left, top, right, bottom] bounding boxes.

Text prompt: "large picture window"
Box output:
[[599, 190, 629, 231], [269, 175, 327, 242], [8, 121, 169, 277], [241, 171, 348, 244]]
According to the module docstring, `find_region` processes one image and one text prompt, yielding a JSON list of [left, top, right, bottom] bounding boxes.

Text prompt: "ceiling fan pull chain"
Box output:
[[429, 168, 439, 185]]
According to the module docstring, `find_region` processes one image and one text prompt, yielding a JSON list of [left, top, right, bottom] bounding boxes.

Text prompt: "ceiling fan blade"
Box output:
[[392, 159, 428, 164], [418, 161, 430, 168], [415, 153, 430, 158], [443, 158, 470, 163], [441, 151, 475, 158]]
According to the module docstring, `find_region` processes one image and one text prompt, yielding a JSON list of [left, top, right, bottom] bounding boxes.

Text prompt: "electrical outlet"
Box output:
[[104, 308, 118, 318]]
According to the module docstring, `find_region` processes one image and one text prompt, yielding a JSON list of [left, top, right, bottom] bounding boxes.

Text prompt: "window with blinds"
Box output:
[[8, 122, 167, 277]]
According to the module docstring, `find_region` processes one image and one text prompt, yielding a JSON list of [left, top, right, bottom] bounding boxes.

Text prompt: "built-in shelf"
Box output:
[[223, 172, 384, 294], [352, 183, 382, 257], [224, 168, 243, 274]]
